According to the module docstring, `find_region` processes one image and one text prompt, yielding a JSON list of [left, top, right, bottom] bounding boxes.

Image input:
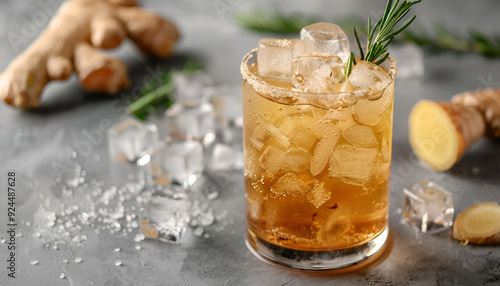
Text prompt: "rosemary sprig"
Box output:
[[127, 59, 202, 120], [236, 8, 500, 60], [344, 0, 420, 78], [403, 25, 500, 58], [234, 9, 322, 34], [234, 9, 365, 35]]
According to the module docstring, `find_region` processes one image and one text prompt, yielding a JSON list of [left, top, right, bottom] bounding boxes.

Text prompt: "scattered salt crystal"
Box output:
[[60, 273, 66, 279], [115, 260, 122, 266], [194, 226, 204, 237], [134, 234, 145, 242], [114, 247, 120, 252], [130, 220, 139, 229], [30, 260, 38, 265], [74, 257, 82, 263]]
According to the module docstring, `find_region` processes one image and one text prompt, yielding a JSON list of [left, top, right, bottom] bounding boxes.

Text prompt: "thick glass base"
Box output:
[[246, 227, 389, 271]]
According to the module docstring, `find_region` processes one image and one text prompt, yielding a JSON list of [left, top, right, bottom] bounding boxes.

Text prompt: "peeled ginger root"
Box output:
[[409, 89, 500, 171], [409, 100, 485, 171], [453, 202, 500, 245]]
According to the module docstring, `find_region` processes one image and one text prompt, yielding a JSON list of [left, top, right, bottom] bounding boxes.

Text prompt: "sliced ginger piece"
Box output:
[[453, 202, 500, 244], [409, 100, 485, 171]]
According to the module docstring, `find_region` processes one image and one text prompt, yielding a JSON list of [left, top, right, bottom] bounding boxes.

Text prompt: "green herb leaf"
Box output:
[[361, 0, 421, 64], [344, 52, 356, 81], [127, 59, 203, 120]]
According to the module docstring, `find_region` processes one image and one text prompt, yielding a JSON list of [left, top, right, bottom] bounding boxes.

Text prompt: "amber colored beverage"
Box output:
[[241, 50, 396, 270]]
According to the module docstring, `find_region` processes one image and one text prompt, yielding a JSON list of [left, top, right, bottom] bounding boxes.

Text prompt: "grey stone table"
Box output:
[[1, 0, 500, 285]]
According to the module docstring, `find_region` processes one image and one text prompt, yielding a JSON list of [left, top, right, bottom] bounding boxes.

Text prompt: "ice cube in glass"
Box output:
[[257, 38, 304, 78], [140, 189, 189, 244], [300, 22, 350, 63], [150, 139, 204, 189], [291, 52, 344, 93], [403, 181, 454, 233], [165, 102, 215, 143], [107, 118, 159, 166], [348, 60, 392, 100]]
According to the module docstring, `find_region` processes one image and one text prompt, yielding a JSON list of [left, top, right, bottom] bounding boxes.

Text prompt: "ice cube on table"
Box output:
[[172, 71, 214, 107], [257, 38, 304, 78], [216, 125, 242, 146], [165, 102, 215, 143], [150, 140, 204, 189], [291, 52, 344, 93], [107, 118, 159, 166], [403, 181, 454, 233], [205, 125, 243, 171], [205, 85, 243, 127], [205, 142, 244, 171], [300, 22, 350, 63], [140, 189, 189, 244], [348, 60, 392, 100], [388, 43, 424, 79]]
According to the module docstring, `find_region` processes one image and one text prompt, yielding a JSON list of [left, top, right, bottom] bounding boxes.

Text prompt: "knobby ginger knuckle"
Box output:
[[0, 0, 179, 109]]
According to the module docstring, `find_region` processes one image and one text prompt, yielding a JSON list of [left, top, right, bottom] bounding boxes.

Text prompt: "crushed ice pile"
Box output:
[[106, 70, 243, 244], [2, 72, 245, 273]]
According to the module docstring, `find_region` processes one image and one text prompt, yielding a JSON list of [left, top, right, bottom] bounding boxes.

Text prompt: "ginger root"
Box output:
[[0, 0, 179, 109], [453, 202, 500, 245], [409, 88, 500, 171]]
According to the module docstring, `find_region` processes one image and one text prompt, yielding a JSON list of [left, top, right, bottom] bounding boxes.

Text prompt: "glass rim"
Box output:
[[240, 49, 397, 109]]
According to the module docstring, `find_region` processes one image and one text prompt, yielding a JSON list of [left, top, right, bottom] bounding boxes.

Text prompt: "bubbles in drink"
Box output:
[[279, 148, 312, 173], [329, 145, 380, 186], [306, 181, 331, 208], [259, 145, 284, 176], [341, 124, 378, 148], [310, 130, 340, 176], [271, 173, 311, 197]]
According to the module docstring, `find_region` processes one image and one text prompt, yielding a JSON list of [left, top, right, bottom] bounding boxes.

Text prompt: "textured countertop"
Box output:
[[0, 0, 500, 285]]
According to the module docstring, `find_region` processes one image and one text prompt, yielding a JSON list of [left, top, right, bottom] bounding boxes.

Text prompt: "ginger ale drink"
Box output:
[[240, 24, 396, 270]]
